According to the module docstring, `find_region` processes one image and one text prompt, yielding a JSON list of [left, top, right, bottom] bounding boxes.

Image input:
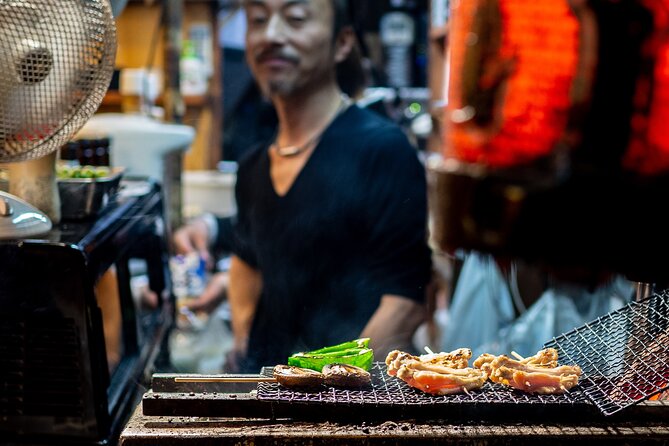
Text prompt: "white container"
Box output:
[[77, 113, 195, 180], [180, 41, 208, 97], [182, 170, 237, 218], [119, 68, 162, 113]]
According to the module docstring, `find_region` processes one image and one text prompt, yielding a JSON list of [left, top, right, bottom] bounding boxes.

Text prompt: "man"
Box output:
[[176, 0, 431, 372]]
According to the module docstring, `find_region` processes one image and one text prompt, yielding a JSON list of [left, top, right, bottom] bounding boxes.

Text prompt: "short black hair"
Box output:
[[331, 0, 368, 98], [332, 0, 354, 35]]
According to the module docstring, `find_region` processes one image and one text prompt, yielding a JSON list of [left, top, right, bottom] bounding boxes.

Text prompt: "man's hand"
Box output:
[[173, 218, 213, 268], [183, 271, 229, 313]]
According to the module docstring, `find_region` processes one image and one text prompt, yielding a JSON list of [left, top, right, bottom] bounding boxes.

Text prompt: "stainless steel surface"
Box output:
[[0, 190, 51, 239], [174, 377, 276, 383], [152, 373, 268, 394], [58, 168, 124, 219], [0, 0, 116, 163], [636, 282, 656, 302]]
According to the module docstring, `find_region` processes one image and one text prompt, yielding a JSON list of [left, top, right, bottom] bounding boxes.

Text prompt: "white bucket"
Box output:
[[182, 170, 237, 218]]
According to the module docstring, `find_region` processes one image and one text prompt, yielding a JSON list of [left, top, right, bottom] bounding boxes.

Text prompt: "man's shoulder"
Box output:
[[335, 106, 413, 153], [343, 106, 400, 135]]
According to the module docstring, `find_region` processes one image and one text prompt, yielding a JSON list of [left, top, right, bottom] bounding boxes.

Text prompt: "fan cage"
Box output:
[[0, 0, 116, 163]]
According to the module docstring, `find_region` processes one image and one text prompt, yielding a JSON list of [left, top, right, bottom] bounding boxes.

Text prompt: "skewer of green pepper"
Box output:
[[287, 338, 374, 372]]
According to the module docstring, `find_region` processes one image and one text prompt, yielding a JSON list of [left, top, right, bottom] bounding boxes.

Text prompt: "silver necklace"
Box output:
[[273, 95, 351, 157]]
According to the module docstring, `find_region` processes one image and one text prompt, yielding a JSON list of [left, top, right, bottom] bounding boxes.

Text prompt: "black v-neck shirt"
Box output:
[[232, 105, 432, 371]]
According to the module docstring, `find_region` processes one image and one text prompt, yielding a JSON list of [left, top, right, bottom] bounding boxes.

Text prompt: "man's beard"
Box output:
[[262, 78, 301, 97], [253, 48, 302, 97]]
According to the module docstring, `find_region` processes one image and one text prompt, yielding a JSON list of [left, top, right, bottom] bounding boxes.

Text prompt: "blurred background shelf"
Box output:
[[102, 91, 209, 108]]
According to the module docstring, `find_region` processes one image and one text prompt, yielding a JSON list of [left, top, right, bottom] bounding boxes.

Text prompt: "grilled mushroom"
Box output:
[[273, 365, 324, 388], [323, 363, 372, 388]]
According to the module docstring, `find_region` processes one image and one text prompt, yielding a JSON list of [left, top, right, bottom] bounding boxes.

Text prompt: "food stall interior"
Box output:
[[123, 1, 669, 444], [1, 0, 668, 444]]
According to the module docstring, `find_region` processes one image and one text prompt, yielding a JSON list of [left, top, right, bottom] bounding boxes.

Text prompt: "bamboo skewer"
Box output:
[[510, 351, 525, 361]]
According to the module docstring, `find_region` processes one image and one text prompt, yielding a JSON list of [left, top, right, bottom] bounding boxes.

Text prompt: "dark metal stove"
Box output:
[[0, 179, 174, 445]]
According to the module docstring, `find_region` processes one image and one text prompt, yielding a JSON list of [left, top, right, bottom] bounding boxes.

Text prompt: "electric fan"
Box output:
[[0, 0, 116, 239]]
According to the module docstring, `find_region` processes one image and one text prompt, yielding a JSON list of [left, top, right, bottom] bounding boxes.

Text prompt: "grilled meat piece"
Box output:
[[519, 348, 559, 368], [474, 349, 581, 394], [474, 348, 558, 375], [273, 365, 324, 389], [472, 353, 496, 376], [386, 349, 486, 395], [386, 350, 418, 376], [386, 348, 473, 376], [398, 363, 488, 396], [419, 348, 473, 369], [323, 363, 372, 388]]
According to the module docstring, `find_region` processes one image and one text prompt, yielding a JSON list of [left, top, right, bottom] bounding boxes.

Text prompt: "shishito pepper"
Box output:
[[307, 337, 369, 355], [287, 338, 374, 372]]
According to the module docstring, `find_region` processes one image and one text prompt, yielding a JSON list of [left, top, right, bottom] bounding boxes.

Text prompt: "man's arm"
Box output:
[[228, 255, 263, 357], [184, 272, 229, 313], [360, 294, 426, 359]]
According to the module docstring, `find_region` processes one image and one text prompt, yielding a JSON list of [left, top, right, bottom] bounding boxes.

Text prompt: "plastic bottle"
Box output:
[[380, 0, 417, 88], [59, 141, 81, 168], [94, 137, 111, 167], [180, 40, 208, 96], [77, 139, 96, 166]]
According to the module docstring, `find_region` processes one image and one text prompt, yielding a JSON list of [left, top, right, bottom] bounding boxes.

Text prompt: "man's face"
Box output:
[[244, 0, 339, 98]]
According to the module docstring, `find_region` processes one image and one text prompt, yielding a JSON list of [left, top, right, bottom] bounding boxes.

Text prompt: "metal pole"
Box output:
[[634, 282, 655, 302], [163, 0, 185, 124]]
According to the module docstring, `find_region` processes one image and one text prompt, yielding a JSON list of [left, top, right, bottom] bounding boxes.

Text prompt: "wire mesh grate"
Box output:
[[545, 290, 669, 416], [0, 0, 116, 163], [257, 362, 589, 408]]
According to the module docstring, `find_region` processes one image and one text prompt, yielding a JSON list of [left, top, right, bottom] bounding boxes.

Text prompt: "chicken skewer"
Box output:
[[386, 349, 487, 395], [474, 348, 581, 394]]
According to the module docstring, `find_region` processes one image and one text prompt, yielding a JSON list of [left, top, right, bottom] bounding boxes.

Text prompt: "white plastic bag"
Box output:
[[439, 253, 516, 358], [440, 253, 633, 358], [483, 277, 632, 357]]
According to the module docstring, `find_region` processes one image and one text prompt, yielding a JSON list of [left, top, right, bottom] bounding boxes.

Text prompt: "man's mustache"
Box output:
[[254, 49, 299, 65]]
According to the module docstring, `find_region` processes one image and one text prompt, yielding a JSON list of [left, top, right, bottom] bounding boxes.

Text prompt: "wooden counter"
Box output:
[[120, 401, 669, 445]]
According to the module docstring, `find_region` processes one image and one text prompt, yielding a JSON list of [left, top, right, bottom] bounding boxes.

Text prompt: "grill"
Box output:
[[145, 363, 600, 422], [257, 292, 668, 418], [250, 362, 597, 422], [257, 363, 588, 406], [546, 290, 669, 416], [144, 292, 669, 422]]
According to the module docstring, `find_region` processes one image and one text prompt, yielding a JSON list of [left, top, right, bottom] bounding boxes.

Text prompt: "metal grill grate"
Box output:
[[258, 362, 589, 407], [545, 290, 669, 416]]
